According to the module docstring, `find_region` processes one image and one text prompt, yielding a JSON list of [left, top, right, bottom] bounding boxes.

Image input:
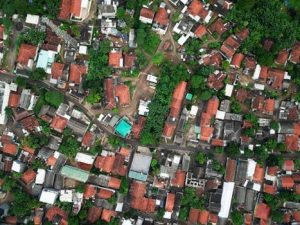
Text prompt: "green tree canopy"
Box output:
[[45, 91, 64, 108]]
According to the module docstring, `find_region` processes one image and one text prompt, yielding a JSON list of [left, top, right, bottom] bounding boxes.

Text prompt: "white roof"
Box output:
[[190, 105, 198, 116], [216, 110, 226, 120], [218, 182, 234, 218], [147, 74, 158, 83], [284, 72, 291, 80], [79, 45, 88, 55], [11, 161, 24, 173], [164, 211, 172, 219], [173, 155, 181, 164], [39, 189, 59, 205], [116, 202, 124, 212], [35, 169, 46, 185], [225, 84, 234, 97], [75, 152, 96, 165], [252, 64, 261, 80], [247, 159, 257, 178], [254, 83, 265, 90], [178, 34, 190, 46], [60, 190, 74, 202], [25, 14, 40, 25], [122, 219, 134, 225]]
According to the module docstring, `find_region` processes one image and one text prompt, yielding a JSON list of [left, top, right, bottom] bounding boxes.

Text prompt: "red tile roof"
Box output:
[[264, 98, 275, 115], [132, 116, 146, 139], [244, 213, 252, 225], [283, 160, 295, 171], [253, 164, 265, 184], [95, 155, 115, 173], [114, 84, 130, 106], [263, 183, 277, 195], [220, 43, 235, 59], [131, 197, 156, 213], [163, 122, 176, 138], [69, 64, 86, 84], [50, 115, 68, 133], [259, 66, 269, 81], [140, 7, 155, 20], [294, 211, 300, 222], [199, 126, 214, 142], [171, 170, 186, 188], [293, 123, 300, 136], [295, 184, 300, 195], [109, 51, 122, 68], [130, 181, 146, 198], [124, 54, 136, 68], [200, 112, 212, 127], [290, 42, 300, 64], [58, 0, 72, 19], [21, 169, 37, 184], [51, 62, 64, 80], [236, 28, 249, 41], [267, 166, 278, 176], [275, 49, 289, 65], [101, 209, 116, 223], [292, 173, 300, 182], [104, 78, 115, 109], [198, 210, 209, 225], [8, 92, 20, 108], [225, 158, 236, 182], [254, 203, 270, 221], [267, 68, 285, 89], [154, 7, 169, 26], [23, 146, 35, 155], [188, 0, 204, 16], [206, 96, 219, 115], [194, 25, 207, 38], [170, 81, 187, 118], [2, 143, 18, 156], [0, 25, 4, 40], [87, 206, 102, 224], [97, 188, 114, 199], [188, 208, 200, 224], [81, 132, 94, 148], [221, 35, 240, 58], [231, 53, 244, 68], [207, 72, 226, 91], [285, 134, 299, 151], [17, 44, 37, 66], [71, 0, 82, 17], [165, 193, 175, 212], [20, 115, 40, 132], [281, 176, 294, 189], [211, 139, 225, 147], [119, 147, 131, 158], [108, 177, 121, 189], [208, 18, 227, 35], [209, 213, 218, 223], [45, 207, 68, 222], [83, 184, 97, 199]]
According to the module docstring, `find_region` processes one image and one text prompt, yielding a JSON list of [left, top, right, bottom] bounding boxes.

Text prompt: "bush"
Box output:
[[45, 91, 64, 108]]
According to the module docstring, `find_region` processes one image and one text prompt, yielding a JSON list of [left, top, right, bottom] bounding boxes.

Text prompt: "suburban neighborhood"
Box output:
[[0, 0, 299, 224]]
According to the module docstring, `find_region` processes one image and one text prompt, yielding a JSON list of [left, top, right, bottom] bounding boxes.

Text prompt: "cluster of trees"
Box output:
[[227, 0, 300, 65], [21, 133, 48, 149], [17, 29, 46, 47], [136, 24, 160, 55], [179, 188, 204, 220], [34, 89, 64, 114], [83, 40, 112, 105], [140, 62, 190, 145], [59, 128, 80, 159]]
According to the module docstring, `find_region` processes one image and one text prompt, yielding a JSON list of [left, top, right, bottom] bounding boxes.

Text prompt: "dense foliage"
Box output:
[[140, 62, 190, 145], [227, 0, 300, 65], [45, 91, 64, 108], [59, 128, 80, 159], [10, 190, 40, 217]]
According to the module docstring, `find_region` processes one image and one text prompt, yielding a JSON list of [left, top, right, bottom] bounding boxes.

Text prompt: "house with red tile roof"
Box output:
[[107, 177, 121, 189], [283, 160, 295, 171], [267, 68, 286, 90], [220, 35, 240, 59], [50, 62, 65, 84], [162, 122, 176, 140], [8, 92, 20, 108], [16, 44, 38, 69], [21, 169, 37, 185], [2, 143, 18, 156], [124, 53, 137, 69], [193, 24, 207, 39], [280, 176, 294, 189], [208, 18, 229, 36], [170, 81, 187, 119], [132, 116, 146, 139], [109, 50, 123, 68], [103, 78, 115, 109], [230, 53, 244, 68], [207, 71, 226, 90], [187, 0, 212, 23], [114, 84, 130, 107], [152, 3, 170, 35], [45, 207, 68, 224], [275, 49, 289, 65], [254, 203, 270, 223], [285, 134, 299, 151], [101, 209, 116, 222], [224, 158, 236, 182], [50, 115, 69, 133], [252, 164, 265, 184], [170, 170, 186, 188], [289, 42, 300, 64], [58, 0, 91, 21], [87, 206, 102, 224], [165, 193, 175, 212], [139, 7, 155, 24], [200, 51, 223, 67], [83, 184, 97, 199], [81, 131, 95, 148], [69, 64, 86, 85]]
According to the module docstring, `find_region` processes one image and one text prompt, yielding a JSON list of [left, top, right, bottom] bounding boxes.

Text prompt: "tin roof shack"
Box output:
[[60, 165, 90, 183]]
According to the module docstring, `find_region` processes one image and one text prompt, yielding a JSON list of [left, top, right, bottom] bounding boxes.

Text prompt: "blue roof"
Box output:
[[115, 119, 132, 138], [128, 171, 148, 182], [36, 50, 55, 71]]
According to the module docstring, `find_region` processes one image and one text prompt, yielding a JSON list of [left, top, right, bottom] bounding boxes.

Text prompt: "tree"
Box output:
[[21, 134, 48, 149], [270, 120, 279, 131], [231, 210, 243, 225], [120, 177, 129, 194], [5, 107, 13, 120], [191, 75, 205, 90], [196, 152, 206, 166], [30, 68, 47, 81], [171, 11, 181, 23], [10, 190, 40, 217], [45, 91, 64, 108], [86, 89, 101, 104], [59, 131, 80, 159], [199, 90, 212, 101], [266, 154, 283, 167], [231, 100, 242, 113], [295, 158, 300, 170], [116, 7, 126, 19], [212, 160, 225, 174], [271, 210, 284, 223], [2, 176, 16, 192], [152, 53, 165, 66], [225, 142, 240, 157], [15, 77, 26, 87]]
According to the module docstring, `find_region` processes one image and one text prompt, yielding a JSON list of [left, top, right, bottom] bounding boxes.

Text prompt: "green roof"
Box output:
[[128, 171, 148, 182], [60, 165, 89, 183], [115, 119, 132, 138], [186, 93, 193, 100]]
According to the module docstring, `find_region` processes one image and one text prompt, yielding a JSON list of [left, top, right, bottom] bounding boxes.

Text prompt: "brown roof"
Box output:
[[207, 72, 226, 90], [23, 146, 35, 155], [69, 64, 86, 84], [194, 25, 207, 38], [51, 62, 64, 80], [97, 188, 114, 199], [154, 7, 169, 26], [231, 53, 245, 68], [267, 166, 278, 176], [101, 209, 116, 223], [5, 216, 17, 224], [87, 206, 102, 224], [104, 78, 115, 109], [290, 42, 300, 64], [109, 51, 122, 68], [281, 176, 294, 189], [21, 169, 37, 184], [188, 208, 200, 224], [163, 122, 176, 138], [208, 18, 228, 35], [211, 139, 225, 147], [132, 116, 146, 139], [124, 53, 136, 68], [206, 96, 219, 115], [244, 213, 252, 225], [224, 158, 236, 182], [171, 170, 186, 188], [50, 115, 68, 133], [20, 115, 40, 132], [140, 7, 155, 20], [254, 203, 270, 221], [198, 210, 209, 225], [8, 92, 20, 108], [282, 160, 295, 171], [2, 143, 18, 156], [17, 44, 37, 66], [252, 164, 265, 184], [244, 56, 257, 70], [263, 39, 274, 51], [264, 98, 275, 115], [0, 25, 4, 40], [94, 156, 115, 173], [285, 134, 299, 151], [252, 96, 264, 111], [81, 132, 94, 148], [235, 89, 249, 102], [130, 181, 146, 198], [294, 123, 300, 136], [267, 68, 285, 89], [236, 28, 249, 41], [47, 155, 57, 167], [165, 193, 175, 212], [115, 84, 130, 106], [45, 207, 68, 222], [58, 0, 72, 19], [170, 81, 187, 118], [259, 66, 269, 80], [275, 49, 289, 65]]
